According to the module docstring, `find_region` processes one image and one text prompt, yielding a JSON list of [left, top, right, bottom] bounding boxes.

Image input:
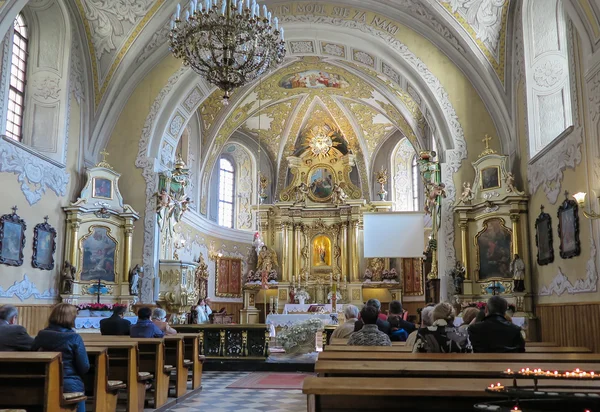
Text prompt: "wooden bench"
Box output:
[[83, 341, 149, 412], [0, 352, 87, 412], [315, 359, 600, 378], [324, 345, 591, 353], [176, 333, 205, 389], [84, 347, 126, 412], [318, 352, 600, 363], [82, 336, 170, 409], [163, 335, 190, 397], [303, 376, 600, 411]]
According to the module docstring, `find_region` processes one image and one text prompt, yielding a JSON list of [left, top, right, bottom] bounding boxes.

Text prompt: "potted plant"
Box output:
[[295, 289, 310, 305]]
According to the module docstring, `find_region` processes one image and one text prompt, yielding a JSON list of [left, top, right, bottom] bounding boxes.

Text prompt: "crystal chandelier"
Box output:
[[170, 0, 286, 104]]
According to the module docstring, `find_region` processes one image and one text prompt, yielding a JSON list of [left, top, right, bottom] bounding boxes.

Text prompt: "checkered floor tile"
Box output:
[[169, 371, 307, 412]]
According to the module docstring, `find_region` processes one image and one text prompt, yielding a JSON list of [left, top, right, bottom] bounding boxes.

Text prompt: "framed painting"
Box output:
[[92, 177, 113, 200], [80, 226, 117, 282], [0, 207, 26, 267], [475, 218, 512, 280], [480, 166, 500, 190], [32, 217, 57, 270], [215, 256, 242, 298], [308, 166, 335, 202], [558, 198, 581, 259], [535, 207, 554, 266]]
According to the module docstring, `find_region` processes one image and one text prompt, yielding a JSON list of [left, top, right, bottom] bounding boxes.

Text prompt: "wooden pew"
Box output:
[[82, 336, 170, 409], [324, 345, 591, 353], [328, 337, 558, 347], [176, 333, 205, 389], [163, 335, 189, 397], [83, 341, 148, 412], [84, 347, 125, 412], [0, 352, 87, 412], [315, 360, 600, 378], [303, 376, 600, 412], [318, 352, 600, 363]]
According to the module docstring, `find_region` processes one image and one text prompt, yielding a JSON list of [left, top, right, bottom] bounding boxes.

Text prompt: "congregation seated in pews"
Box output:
[[329, 296, 526, 353]]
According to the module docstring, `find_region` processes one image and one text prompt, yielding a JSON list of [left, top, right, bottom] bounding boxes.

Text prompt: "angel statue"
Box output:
[[195, 254, 209, 299], [294, 182, 309, 204], [331, 183, 348, 205], [252, 232, 264, 257], [505, 173, 524, 195], [257, 245, 279, 273], [363, 268, 374, 282], [155, 188, 172, 228], [129, 264, 143, 297], [60, 261, 76, 295], [459, 182, 474, 204], [425, 183, 446, 215]]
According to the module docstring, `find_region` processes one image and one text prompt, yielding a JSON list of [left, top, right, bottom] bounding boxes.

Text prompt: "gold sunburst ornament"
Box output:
[[307, 126, 339, 159]]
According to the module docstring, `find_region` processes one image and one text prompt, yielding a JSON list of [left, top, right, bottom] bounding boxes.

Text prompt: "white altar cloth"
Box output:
[[266, 313, 338, 337], [75, 316, 137, 330], [283, 304, 347, 314]]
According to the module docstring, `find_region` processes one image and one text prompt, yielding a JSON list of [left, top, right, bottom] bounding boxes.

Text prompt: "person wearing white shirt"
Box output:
[[195, 299, 212, 324]]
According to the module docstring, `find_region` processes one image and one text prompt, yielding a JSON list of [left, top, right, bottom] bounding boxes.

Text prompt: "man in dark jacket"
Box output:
[[468, 296, 526, 353], [100, 305, 131, 336], [354, 299, 391, 335], [130, 307, 164, 338], [387, 300, 416, 334], [0, 305, 34, 351]]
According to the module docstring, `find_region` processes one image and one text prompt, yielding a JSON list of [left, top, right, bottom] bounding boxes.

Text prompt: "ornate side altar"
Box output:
[[453, 140, 536, 337], [61, 152, 139, 307]]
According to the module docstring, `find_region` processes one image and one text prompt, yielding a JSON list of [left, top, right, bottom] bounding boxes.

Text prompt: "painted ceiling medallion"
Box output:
[[307, 126, 339, 159]]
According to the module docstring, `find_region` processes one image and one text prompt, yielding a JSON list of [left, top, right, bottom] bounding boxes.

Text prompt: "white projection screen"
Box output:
[[363, 212, 425, 258]]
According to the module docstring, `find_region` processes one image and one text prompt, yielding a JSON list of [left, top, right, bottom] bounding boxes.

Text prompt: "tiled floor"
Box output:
[[169, 371, 307, 412]]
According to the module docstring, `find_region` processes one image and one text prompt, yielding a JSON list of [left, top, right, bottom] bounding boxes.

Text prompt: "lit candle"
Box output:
[[246, 0, 250, 9], [170, 19, 175, 29], [280, 27, 285, 40], [191, 1, 196, 14], [274, 16, 278, 30], [505, 369, 512, 374], [176, 3, 181, 19], [262, 5, 267, 17], [238, 1, 243, 14], [221, 0, 226, 15]]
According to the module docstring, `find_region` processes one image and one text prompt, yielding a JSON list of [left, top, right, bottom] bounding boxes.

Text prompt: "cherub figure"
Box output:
[[363, 268, 373, 282], [294, 182, 309, 204], [505, 172, 524, 194], [331, 183, 348, 205], [459, 182, 474, 204]]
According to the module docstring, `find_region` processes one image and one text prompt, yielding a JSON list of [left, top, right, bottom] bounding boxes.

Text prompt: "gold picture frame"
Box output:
[[480, 166, 500, 191], [307, 164, 336, 203], [77, 225, 119, 283], [92, 177, 114, 200]]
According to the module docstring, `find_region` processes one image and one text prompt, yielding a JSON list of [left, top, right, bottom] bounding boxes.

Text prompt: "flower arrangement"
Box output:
[[277, 318, 323, 353], [327, 290, 342, 301], [295, 289, 310, 301], [76, 303, 126, 311]]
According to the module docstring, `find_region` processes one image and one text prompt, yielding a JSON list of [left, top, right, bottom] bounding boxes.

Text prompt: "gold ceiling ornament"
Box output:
[[306, 125, 341, 159], [479, 134, 497, 158]]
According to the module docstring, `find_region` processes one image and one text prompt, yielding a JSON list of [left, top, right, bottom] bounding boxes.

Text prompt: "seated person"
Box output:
[[0, 305, 34, 351], [354, 299, 391, 335], [468, 296, 525, 353], [458, 307, 480, 333], [387, 315, 409, 342], [348, 305, 392, 346], [388, 300, 416, 334], [413, 302, 471, 353], [32, 303, 89, 412], [130, 307, 165, 338], [100, 304, 131, 336], [331, 305, 359, 339], [406, 304, 434, 348], [151, 308, 177, 335]]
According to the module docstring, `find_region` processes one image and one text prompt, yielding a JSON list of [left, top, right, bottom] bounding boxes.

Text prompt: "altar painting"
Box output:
[[475, 219, 512, 280], [309, 167, 334, 200], [80, 227, 117, 282], [312, 235, 331, 267], [279, 70, 349, 89]]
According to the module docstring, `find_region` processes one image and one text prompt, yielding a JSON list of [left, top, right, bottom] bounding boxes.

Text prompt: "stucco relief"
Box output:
[[183, 87, 204, 113], [392, 139, 415, 211], [289, 41, 314, 54], [135, 20, 170, 65], [225, 143, 254, 230], [321, 42, 345, 57], [169, 113, 185, 136], [33, 76, 61, 100], [533, 60, 564, 88], [0, 274, 57, 301], [81, 0, 156, 59], [353, 50, 375, 67], [70, 36, 85, 104], [0, 139, 70, 205]]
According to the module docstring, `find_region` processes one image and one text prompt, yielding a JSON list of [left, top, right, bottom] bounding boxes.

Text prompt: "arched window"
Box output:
[[6, 14, 28, 141], [412, 155, 419, 211], [218, 157, 235, 228]]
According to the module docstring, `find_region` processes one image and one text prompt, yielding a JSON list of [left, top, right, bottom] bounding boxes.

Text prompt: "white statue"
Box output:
[[510, 254, 526, 292], [129, 264, 143, 297], [294, 182, 309, 204], [459, 182, 474, 204], [331, 183, 348, 205], [505, 172, 524, 194]]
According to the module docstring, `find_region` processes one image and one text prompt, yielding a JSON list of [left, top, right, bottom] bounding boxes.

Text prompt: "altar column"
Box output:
[[281, 222, 290, 282], [459, 221, 469, 279], [510, 213, 520, 256], [293, 223, 302, 278], [340, 222, 348, 281], [350, 220, 360, 282]]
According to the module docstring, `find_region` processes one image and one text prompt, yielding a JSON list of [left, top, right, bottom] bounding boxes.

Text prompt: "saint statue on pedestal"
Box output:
[[257, 246, 278, 274]]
